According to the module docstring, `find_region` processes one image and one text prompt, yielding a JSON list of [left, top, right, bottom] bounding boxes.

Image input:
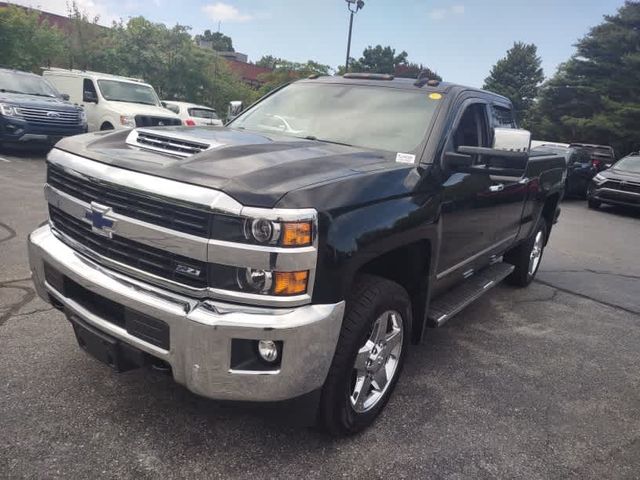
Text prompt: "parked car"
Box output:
[[28, 74, 566, 435], [569, 143, 616, 171], [531, 144, 594, 197], [587, 152, 640, 209], [0, 67, 87, 148], [42, 68, 181, 131], [530, 140, 570, 149], [161, 100, 223, 127]]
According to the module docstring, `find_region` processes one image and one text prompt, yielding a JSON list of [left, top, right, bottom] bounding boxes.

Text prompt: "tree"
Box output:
[[195, 29, 234, 52], [343, 45, 408, 74], [395, 63, 442, 81], [483, 42, 544, 126], [530, 2, 640, 155], [0, 4, 65, 71], [257, 58, 331, 96]]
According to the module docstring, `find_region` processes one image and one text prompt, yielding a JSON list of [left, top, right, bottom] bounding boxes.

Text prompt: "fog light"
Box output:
[[257, 340, 278, 362]]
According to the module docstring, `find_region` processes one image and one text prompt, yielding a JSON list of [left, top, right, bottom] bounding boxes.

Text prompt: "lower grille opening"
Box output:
[[44, 263, 170, 350]]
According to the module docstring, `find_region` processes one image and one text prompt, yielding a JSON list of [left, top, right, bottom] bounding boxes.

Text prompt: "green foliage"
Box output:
[[395, 63, 442, 81], [256, 58, 331, 96], [195, 30, 234, 52], [341, 45, 408, 75], [0, 5, 65, 71], [0, 5, 257, 117], [530, 1, 640, 155], [483, 42, 544, 126]]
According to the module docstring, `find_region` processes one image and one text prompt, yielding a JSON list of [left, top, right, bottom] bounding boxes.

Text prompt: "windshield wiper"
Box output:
[[0, 88, 24, 94], [25, 92, 56, 98], [303, 135, 354, 147]]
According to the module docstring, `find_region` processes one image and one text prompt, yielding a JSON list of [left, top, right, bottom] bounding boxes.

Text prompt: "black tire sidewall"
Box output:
[[320, 275, 411, 435], [341, 292, 410, 432]]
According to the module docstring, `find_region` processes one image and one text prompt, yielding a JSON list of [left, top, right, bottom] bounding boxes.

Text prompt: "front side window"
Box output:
[[230, 83, 440, 153], [492, 105, 516, 129], [0, 71, 59, 98], [163, 103, 180, 114], [188, 108, 218, 119], [97, 80, 160, 106], [451, 103, 488, 164]]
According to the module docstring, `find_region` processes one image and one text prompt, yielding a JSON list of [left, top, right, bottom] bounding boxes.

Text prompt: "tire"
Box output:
[[100, 122, 114, 131], [504, 218, 548, 287], [318, 274, 411, 436], [587, 197, 601, 209]]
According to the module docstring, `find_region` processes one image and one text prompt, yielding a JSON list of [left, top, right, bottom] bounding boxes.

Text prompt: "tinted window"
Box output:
[[492, 105, 516, 128], [452, 103, 489, 164], [231, 83, 440, 153], [0, 70, 59, 97], [188, 108, 218, 119]]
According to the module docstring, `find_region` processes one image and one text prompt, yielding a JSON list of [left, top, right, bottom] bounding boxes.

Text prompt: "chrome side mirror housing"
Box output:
[[493, 128, 531, 153], [227, 101, 243, 121]]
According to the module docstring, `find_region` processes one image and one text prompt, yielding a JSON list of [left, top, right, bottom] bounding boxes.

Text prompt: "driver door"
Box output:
[[437, 100, 504, 281]]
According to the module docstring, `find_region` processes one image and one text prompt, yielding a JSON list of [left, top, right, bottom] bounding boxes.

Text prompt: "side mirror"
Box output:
[[227, 100, 243, 121], [449, 128, 531, 177], [83, 91, 98, 103], [60, 93, 70, 101]]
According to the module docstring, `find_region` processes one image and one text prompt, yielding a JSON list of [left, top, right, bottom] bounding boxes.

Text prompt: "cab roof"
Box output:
[[297, 74, 511, 104]]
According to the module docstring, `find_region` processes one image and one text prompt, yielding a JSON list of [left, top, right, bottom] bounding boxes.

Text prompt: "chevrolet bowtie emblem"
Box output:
[[85, 202, 116, 238]]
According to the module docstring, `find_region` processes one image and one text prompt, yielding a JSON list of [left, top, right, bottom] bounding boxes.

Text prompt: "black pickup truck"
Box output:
[[28, 74, 565, 435]]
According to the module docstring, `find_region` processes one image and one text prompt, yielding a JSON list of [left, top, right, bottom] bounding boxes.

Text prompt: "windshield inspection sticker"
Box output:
[[396, 153, 416, 164]]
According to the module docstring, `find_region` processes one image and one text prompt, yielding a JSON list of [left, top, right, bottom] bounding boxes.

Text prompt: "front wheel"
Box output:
[[587, 197, 601, 209], [318, 275, 411, 436], [504, 219, 548, 287]]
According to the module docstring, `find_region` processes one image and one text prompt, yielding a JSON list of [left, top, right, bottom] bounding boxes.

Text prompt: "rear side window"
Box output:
[[492, 105, 516, 128], [188, 108, 218, 119]]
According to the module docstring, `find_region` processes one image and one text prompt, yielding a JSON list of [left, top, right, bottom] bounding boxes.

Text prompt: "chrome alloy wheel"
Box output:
[[350, 310, 404, 413], [528, 230, 544, 276]]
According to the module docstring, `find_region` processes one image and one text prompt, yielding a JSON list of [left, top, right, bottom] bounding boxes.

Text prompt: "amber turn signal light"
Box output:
[[273, 271, 309, 295], [281, 222, 312, 247]]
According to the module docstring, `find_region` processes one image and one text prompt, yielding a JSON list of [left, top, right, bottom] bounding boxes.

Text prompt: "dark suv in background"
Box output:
[[531, 144, 594, 197], [569, 143, 616, 171], [587, 153, 640, 210], [0, 68, 87, 149]]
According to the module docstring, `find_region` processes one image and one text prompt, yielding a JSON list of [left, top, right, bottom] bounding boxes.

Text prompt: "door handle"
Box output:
[[489, 184, 504, 192]]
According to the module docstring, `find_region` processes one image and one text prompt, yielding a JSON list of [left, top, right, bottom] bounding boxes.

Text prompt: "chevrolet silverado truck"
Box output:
[[28, 74, 566, 435]]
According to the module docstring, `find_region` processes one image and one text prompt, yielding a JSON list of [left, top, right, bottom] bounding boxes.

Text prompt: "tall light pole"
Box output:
[[345, 0, 364, 73]]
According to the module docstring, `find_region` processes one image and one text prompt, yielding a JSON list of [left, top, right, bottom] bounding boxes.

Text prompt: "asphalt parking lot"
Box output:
[[1, 148, 639, 479]]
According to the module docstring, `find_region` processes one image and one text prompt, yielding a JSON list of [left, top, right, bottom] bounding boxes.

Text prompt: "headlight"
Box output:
[[78, 109, 87, 124], [120, 115, 136, 127], [243, 218, 312, 247], [593, 173, 606, 184], [0, 103, 20, 117], [209, 264, 309, 296]]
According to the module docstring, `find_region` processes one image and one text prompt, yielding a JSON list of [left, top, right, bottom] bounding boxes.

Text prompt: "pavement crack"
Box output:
[[0, 221, 17, 245], [0, 284, 37, 327], [542, 268, 640, 281], [0, 276, 32, 286], [513, 289, 559, 304], [534, 279, 639, 316]]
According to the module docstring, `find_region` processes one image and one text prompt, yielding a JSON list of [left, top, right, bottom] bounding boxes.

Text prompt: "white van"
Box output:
[[42, 68, 181, 132]]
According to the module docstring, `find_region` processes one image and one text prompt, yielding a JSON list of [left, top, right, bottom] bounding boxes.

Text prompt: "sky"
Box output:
[[17, 0, 625, 87]]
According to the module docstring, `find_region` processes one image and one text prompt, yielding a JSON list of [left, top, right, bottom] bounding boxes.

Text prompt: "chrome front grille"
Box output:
[[134, 115, 181, 127], [19, 106, 80, 125], [602, 180, 640, 195], [47, 163, 211, 237], [49, 205, 208, 288], [133, 130, 210, 156]]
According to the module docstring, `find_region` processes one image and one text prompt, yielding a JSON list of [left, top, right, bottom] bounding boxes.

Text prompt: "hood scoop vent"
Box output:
[[126, 129, 213, 158]]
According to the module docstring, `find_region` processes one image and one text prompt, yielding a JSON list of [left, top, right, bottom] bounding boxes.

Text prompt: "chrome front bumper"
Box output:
[[28, 225, 344, 402]]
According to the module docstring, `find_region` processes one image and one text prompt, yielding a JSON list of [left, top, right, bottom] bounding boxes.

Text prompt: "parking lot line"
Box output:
[[0, 157, 10, 163]]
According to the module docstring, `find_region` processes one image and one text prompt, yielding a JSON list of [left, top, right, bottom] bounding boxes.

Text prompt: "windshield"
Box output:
[[231, 83, 440, 153], [98, 80, 160, 106], [614, 155, 640, 173], [0, 71, 60, 98], [188, 108, 218, 119]]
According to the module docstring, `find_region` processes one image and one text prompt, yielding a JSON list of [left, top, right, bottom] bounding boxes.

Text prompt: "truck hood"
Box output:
[[107, 102, 180, 119], [54, 126, 405, 208], [0, 91, 81, 112]]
